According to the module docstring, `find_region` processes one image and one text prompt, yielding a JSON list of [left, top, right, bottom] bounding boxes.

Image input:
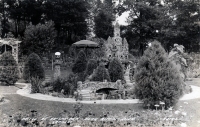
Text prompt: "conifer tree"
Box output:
[[72, 50, 87, 74], [92, 63, 111, 82], [85, 59, 98, 78], [108, 58, 124, 82], [0, 52, 19, 85], [23, 53, 45, 93], [134, 40, 183, 108]]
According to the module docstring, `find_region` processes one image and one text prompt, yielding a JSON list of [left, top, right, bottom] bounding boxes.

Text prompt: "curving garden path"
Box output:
[[16, 83, 140, 104], [15, 81, 200, 104]]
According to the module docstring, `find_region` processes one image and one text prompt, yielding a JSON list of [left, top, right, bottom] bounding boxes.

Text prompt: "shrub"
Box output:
[[72, 50, 88, 82], [0, 52, 19, 85], [76, 72, 86, 82], [91, 63, 110, 82], [108, 58, 124, 82], [45, 73, 77, 96], [30, 77, 42, 93], [63, 82, 75, 96], [72, 50, 87, 74], [134, 40, 183, 109], [65, 73, 77, 94], [23, 53, 45, 81], [84, 59, 98, 78], [52, 78, 65, 92], [23, 53, 45, 93]]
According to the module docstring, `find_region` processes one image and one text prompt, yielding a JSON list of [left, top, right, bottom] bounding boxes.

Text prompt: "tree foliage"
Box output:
[[23, 53, 45, 82], [108, 58, 124, 82], [92, 63, 111, 82], [24, 53, 45, 93], [119, 0, 200, 54], [134, 41, 183, 108], [0, 0, 89, 46], [0, 52, 19, 85], [45, 0, 89, 45], [85, 59, 98, 78], [72, 50, 87, 74], [22, 21, 56, 56], [94, 0, 115, 39]]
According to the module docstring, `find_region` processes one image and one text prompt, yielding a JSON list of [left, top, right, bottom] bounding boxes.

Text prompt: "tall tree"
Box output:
[[119, 0, 200, 54], [168, 0, 200, 53], [134, 40, 183, 108], [45, 0, 89, 45], [22, 21, 56, 56], [0, 0, 10, 38], [120, 0, 171, 55], [94, 0, 115, 39], [6, 0, 45, 37]]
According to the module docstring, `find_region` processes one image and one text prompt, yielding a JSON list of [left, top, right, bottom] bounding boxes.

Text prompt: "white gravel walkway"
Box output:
[[180, 85, 200, 100], [15, 83, 200, 104]]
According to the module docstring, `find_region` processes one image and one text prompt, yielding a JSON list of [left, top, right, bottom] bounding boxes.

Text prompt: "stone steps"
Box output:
[[124, 67, 132, 85], [43, 75, 52, 84], [79, 90, 91, 100]]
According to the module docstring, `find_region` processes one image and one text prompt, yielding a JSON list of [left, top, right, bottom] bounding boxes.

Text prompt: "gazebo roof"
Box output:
[[72, 40, 99, 48], [0, 38, 21, 46]]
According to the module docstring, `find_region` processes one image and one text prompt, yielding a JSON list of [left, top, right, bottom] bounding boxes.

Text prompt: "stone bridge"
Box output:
[[77, 80, 124, 91]]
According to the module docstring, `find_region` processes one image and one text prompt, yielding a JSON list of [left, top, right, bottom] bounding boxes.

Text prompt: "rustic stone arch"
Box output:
[[0, 38, 21, 63]]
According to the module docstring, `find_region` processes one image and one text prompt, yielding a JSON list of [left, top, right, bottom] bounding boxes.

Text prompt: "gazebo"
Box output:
[[0, 38, 21, 63]]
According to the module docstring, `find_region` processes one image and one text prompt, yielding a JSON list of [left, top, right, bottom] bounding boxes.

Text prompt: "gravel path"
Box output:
[[16, 83, 140, 104], [15, 82, 200, 104]]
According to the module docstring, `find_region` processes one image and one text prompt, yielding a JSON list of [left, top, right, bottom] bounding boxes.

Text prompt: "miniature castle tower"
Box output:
[[105, 22, 129, 62], [114, 22, 120, 37]]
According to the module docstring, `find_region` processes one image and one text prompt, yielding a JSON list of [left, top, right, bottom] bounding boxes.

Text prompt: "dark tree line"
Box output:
[[0, 0, 89, 45], [0, 0, 199, 56], [118, 0, 200, 55]]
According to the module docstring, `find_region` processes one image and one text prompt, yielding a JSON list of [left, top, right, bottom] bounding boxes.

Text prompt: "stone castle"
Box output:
[[104, 22, 129, 62]]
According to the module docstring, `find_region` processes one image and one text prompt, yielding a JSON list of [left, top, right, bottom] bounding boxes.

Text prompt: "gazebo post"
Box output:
[[72, 40, 100, 60]]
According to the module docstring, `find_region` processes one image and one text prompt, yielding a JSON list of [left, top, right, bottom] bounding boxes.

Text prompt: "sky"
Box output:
[[116, 11, 130, 26]]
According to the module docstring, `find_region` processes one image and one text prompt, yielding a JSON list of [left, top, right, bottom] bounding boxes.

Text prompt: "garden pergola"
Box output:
[[0, 38, 21, 63]]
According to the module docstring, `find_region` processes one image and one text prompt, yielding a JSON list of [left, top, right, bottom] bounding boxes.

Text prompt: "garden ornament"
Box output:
[[159, 101, 165, 111], [154, 104, 159, 110]]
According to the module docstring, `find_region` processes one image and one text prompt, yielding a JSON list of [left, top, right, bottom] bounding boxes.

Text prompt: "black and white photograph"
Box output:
[[0, 0, 200, 126]]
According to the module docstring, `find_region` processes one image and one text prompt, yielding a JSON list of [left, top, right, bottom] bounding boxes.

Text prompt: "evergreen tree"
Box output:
[[92, 63, 111, 82], [108, 58, 124, 82], [23, 53, 45, 93], [134, 40, 183, 108], [72, 50, 87, 74], [23, 53, 45, 81], [85, 59, 98, 78], [0, 52, 19, 85]]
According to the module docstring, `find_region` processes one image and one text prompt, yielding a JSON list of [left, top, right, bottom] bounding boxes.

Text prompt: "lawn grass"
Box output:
[[0, 94, 143, 118]]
